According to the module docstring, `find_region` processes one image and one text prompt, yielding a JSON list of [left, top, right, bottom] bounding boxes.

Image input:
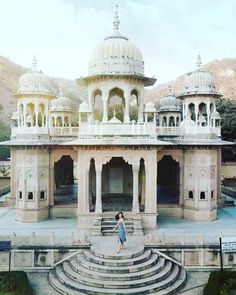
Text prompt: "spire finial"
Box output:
[[113, 4, 120, 31], [58, 86, 63, 97], [31, 55, 37, 71], [167, 85, 172, 95], [113, 108, 116, 117], [196, 53, 202, 68]]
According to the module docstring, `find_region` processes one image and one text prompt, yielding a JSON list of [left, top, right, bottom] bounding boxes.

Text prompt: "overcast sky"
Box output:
[[0, 0, 235, 84]]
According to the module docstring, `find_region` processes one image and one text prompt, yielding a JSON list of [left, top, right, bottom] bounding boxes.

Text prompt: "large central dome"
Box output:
[[88, 8, 144, 77]]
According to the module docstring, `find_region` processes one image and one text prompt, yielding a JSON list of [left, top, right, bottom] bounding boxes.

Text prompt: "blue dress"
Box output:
[[117, 220, 126, 244]]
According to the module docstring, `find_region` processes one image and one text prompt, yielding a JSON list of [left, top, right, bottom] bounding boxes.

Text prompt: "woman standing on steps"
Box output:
[[113, 212, 127, 253]]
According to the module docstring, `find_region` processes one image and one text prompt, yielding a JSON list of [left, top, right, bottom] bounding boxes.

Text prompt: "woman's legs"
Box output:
[[117, 237, 123, 253]]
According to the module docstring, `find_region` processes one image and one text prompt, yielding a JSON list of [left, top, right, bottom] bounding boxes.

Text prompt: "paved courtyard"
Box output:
[[0, 195, 235, 237]]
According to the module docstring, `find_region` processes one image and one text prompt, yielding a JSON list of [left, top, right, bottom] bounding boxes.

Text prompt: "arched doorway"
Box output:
[[157, 155, 180, 204], [102, 157, 133, 212], [54, 155, 77, 205]]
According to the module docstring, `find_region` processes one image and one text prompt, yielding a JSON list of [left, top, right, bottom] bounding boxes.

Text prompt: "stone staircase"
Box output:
[[92, 217, 143, 236], [49, 240, 187, 294]]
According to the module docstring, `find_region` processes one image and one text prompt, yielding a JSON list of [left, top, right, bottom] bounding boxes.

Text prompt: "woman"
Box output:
[[113, 212, 127, 253]]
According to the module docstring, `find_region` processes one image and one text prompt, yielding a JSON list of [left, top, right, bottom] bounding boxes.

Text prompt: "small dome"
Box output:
[[211, 111, 221, 120], [51, 89, 73, 112], [159, 88, 182, 113], [144, 102, 157, 113], [109, 109, 122, 124], [79, 101, 90, 113], [18, 57, 53, 95], [181, 55, 219, 96], [88, 8, 144, 77], [11, 111, 19, 120]]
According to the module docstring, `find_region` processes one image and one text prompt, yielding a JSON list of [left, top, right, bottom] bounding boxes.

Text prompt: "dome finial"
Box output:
[[31, 55, 38, 71], [113, 4, 120, 32], [196, 53, 202, 69], [167, 85, 173, 95]]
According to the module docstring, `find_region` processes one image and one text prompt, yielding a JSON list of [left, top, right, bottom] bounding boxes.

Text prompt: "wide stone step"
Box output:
[[62, 259, 173, 288], [54, 263, 181, 294], [102, 230, 134, 236], [90, 244, 144, 260], [81, 249, 152, 267], [68, 256, 165, 281], [158, 269, 187, 295], [74, 252, 159, 274]]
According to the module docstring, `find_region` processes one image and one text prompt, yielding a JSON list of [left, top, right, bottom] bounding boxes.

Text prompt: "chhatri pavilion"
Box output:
[[4, 9, 228, 232]]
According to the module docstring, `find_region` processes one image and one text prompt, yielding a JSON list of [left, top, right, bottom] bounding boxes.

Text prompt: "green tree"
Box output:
[[0, 121, 10, 160]]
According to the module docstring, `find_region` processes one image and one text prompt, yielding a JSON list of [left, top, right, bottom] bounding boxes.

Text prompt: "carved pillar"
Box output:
[[10, 148, 17, 200], [95, 162, 102, 213], [77, 152, 90, 214], [102, 91, 108, 123], [145, 152, 157, 213], [132, 164, 139, 213], [124, 94, 130, 123], [49, 153, 55, 206], [179, 160, 184, 206]]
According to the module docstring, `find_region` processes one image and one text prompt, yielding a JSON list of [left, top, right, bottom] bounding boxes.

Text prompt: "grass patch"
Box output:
[[0, 271, 33, 295], [204, 271, 236, 295], [0, 179, 10, 190]]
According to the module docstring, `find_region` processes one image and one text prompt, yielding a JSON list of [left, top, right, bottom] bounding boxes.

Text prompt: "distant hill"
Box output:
[[0, 56, 236, 125], [145, 58, 236, 103]]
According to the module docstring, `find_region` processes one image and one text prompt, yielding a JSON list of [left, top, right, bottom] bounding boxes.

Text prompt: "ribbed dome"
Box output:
[[88, 9, 144, 76], [159, 89, 181, 113], [144, 102, 157, 113], [18, 57, 53, 95], [51, 90, 73, 112], [79, 101, 90, 113], [181, 55, 219, 96]]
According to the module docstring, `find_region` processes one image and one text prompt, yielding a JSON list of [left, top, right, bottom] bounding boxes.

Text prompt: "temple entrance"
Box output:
[[54, 155, 77, 205], [102, 157, 133, 212], [157, 155, 180, 204]]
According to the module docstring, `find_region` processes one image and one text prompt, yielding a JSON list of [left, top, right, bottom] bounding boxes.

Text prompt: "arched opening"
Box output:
[[139, 158, 145, 212], [162, 116, 167, 127], [26, 103, 35, 126], [198, 103, 207, 126], [188, 103, 195, 121], [38, 103, 45, 127], [102, 157, 133, 211], [92, 89, 103, 122], [108, 88, 125, 122], [157, 155, 180, 204], [64, 116, 69, 127], [176, 116, 180, 126], [130, 89, 139, 122], [54, 155, 77, 205], [89, 158, 96, 212], [169, 116, 175, 127], [56, 116, 62, 127]]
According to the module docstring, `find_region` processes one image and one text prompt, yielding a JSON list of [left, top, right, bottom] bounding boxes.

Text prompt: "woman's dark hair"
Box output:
[[115, 212, 124, 221]]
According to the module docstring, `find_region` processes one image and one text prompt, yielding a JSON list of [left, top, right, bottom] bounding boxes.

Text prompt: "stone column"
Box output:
[[145, 152, 157, 213], [77, 152, 90, 214], [179, 160, 184, 206], [124, 95, 130, 123], [95, 162, 102, 213], [207, 103, 210, 126], [102, 92, 108, 123], [49, 152, 55, 206], [132, 164, 139, 213]]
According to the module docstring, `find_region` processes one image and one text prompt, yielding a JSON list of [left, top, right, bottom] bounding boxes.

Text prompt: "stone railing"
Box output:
[[145, 232, 233, 247], [78, 122, 157, 136], [0, 232, 90, 248], [49, 127, 79, 136]]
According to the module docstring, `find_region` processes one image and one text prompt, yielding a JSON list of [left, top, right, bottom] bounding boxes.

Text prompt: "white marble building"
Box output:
[[3, 9, 229, 231]]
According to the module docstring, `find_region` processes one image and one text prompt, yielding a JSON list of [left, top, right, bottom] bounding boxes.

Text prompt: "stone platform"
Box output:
[[49, 237, 187, 294]]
